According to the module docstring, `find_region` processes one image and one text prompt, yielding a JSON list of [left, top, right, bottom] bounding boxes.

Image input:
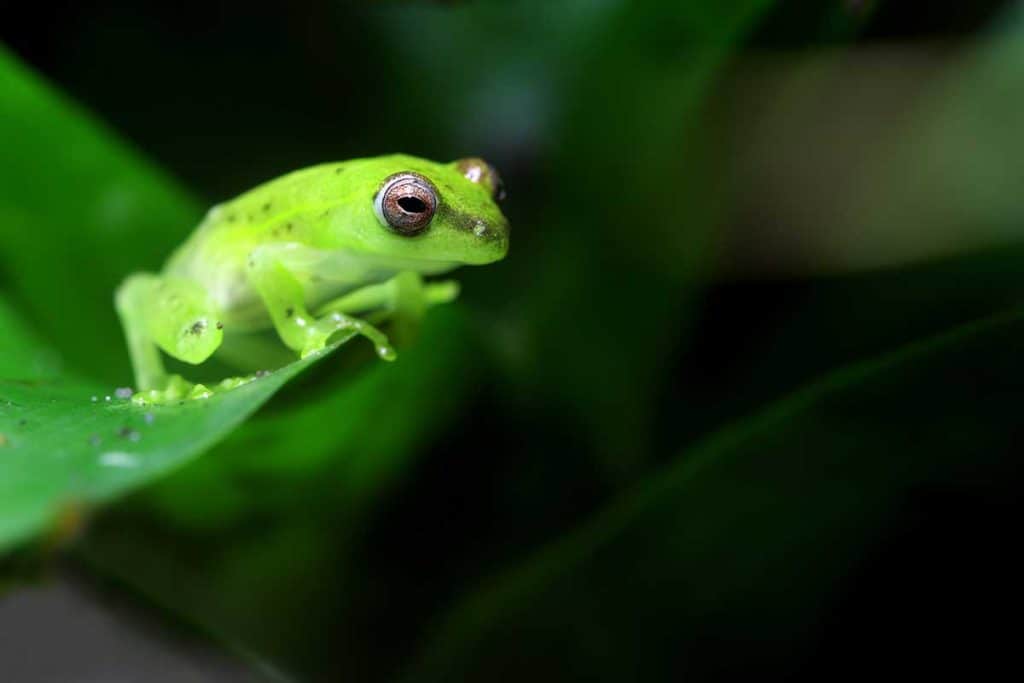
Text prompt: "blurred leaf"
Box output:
[[659, 244, 1024, 452], [505, 0, 776, 476], [0, 43, 200, 382], [0, 297, 61, 380], [407, 308, 1024, 681]]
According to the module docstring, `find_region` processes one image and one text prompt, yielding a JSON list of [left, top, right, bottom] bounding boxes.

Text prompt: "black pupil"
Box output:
[[398, 196, 427, 213]]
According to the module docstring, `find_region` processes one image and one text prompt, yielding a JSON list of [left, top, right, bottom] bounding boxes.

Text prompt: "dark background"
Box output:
[[2, 1, 1023, 680]]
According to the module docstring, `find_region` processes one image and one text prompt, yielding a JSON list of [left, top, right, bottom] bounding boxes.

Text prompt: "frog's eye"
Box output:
[[455, 157, 507, 203], [375, 172, 438, 235]]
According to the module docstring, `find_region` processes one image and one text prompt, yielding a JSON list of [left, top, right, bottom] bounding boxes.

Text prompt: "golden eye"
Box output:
[[455, 157, 507, 202], [374, 172, 438, 235]]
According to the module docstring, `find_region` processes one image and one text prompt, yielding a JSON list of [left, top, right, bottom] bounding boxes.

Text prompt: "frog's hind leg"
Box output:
[[115, 273, 224, 391]]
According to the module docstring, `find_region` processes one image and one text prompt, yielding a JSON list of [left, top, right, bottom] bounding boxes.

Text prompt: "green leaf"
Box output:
[[0, 306, 334, 553], [0, 43, 200, 382], [102, 307, 478, 532], [0, 298, 60, 381], [77, 310, 480, 679], [406, 309, 1024, 681]]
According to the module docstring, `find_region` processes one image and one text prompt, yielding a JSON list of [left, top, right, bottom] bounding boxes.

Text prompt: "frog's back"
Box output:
[[169, 163, 346, 263], [161, 162, 355, 315], [164, 154, 432, 283]]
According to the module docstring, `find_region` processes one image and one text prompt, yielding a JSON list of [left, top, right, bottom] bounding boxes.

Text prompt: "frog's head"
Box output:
[[341, 154, 509, 267]]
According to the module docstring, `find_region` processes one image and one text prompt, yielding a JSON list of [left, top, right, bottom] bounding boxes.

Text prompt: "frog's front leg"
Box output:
[[313, 273, 459, 351], [314, 272, 460, 325], [246, 246, 395, 360], [115, 273, 224, 391]]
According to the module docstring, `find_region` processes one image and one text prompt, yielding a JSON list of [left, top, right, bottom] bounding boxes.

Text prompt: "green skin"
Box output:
[[116, 154, 509, 401]]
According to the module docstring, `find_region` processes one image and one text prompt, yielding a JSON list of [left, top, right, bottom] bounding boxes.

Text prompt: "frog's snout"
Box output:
[[469, 217, 509, 263], [471, 216, 510, 241]]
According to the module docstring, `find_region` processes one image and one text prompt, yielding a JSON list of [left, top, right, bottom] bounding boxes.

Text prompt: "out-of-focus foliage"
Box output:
[[0, 337, 324, 553], [2, 0, 1023, 680], [407, 309, 1024, 681], [0, 47, 361, 553], [0, 45, 198, 382]]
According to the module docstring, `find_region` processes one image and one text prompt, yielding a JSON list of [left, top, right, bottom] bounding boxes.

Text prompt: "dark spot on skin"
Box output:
[[321, 211, 329, 218], [216, 321, 224, 330], [437, 204, 507, 243], [248, 259, 255, 268], [437, 205, 477, 233], [263, 202, 272, 212], [272, 229, 280, 237], [188, 320, 206, 336], [285, 307, 294, 318], [335, 167, 344, 174], [226, 213, 237, 222], [286, 222, 293, 232], [18, 419, 27, 427]]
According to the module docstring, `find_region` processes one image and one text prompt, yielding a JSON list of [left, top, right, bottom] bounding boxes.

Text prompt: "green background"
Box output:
[[1, 1, 1022, 680]]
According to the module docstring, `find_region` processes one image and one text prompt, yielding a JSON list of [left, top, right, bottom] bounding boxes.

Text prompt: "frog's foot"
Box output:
[[130, 374, 215, 406], [130, 373, 271, 406], [299, 312, 396, 361]]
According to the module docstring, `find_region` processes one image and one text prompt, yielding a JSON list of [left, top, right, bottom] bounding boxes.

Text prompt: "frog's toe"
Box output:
[[129, 374, 202, 405], [187, 383, 214, 400], [298, 313, 396, 361]]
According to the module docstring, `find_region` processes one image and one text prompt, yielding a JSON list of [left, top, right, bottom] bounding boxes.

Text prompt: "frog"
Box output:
[[115, 154, 509, 402]]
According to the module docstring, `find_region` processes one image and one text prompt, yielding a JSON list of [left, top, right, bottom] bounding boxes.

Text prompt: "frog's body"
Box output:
[[116, 154, 508, 399]]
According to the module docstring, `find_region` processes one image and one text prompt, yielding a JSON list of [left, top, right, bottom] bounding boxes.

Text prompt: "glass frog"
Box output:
[[115, 154, 508, 401]]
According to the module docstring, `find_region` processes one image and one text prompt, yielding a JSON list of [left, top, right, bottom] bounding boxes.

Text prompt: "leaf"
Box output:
[[77, 310, 480, 680], [0, 43, 201, 382], [406, 309, 1024, 681], [102, 307, 479, 532], [0, 302, 338, 553], [0, 298, 60, 381]]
